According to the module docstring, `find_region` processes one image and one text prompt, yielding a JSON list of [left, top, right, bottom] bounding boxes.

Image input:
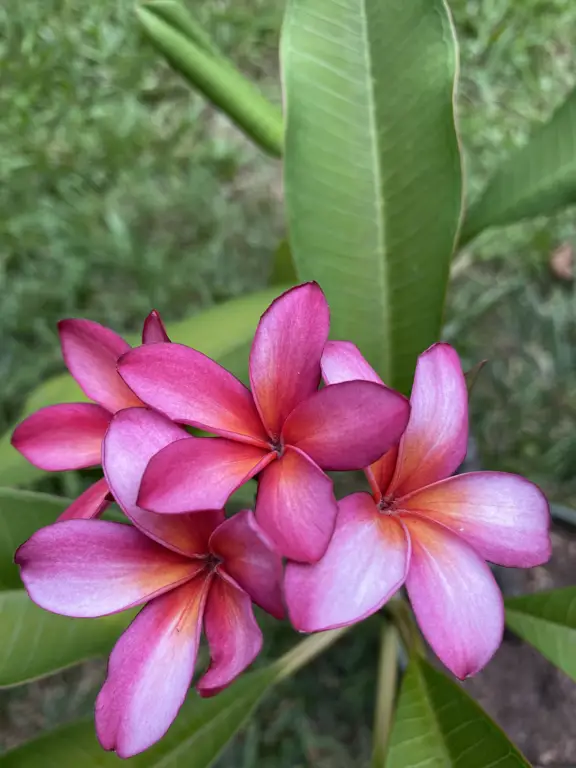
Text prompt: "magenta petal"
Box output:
[[96, 576, 209, 758], [321, 341, 383, 385], [11, 403, 110, 471], [255, 447, 337, 563], [210, 510, 284, 619], [58, 319, 142, 413], [142, 310, 171, 344], [282, 381, 410, 471], [118, 343, 268, 444], [58, 477, 111, 521], [403, 514, 504, 679], [103, 408, 223, 556], [389, 343, 468, 497], [249, 283, 329, 439], [285, 492, 409, 631], [16, 520, 203, 618], [400, 472, 551, 568], [196, 576, 262, 697], [139, 437, 272, 515]]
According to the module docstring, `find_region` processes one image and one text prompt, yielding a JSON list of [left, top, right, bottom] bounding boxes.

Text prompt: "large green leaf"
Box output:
[[461, 85, 576, 244], [0, 629, 346, 765], [505, 586, 576, 681], [282, 0, 462, 393], [386, 658, 530, 767]]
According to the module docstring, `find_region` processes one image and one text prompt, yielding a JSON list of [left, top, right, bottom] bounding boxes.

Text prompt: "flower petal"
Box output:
[[58, 319, 142, 412], [249, 283, 329, 439], [403, 514, 504, 679], [16, 520, 203, 618], [368, 448, 399, 498], [96, 576, 209, 758], [321, 341, 383, 385], [139, 437, 272, 515], [58, 477, 111, 521], [399, 472, 551, 568], [388, 343, 468, 497], [118, 343, 268, 445], [285, 492, 409, 632], [255, 447, 337, 563], [282, 381, 410, 471], [103, 408, 223, 556], [196, 576, 262, 697], [210, 510, 284, 619], [11, 403, 110, 471], [142, 310, 171, 344]]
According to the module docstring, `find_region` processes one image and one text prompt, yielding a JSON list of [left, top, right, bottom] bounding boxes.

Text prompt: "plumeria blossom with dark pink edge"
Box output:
[[11, 311, 170, 520], [285, 342, 551, 679], [117, 283, 411, 562], [15, 407, 283, 758]]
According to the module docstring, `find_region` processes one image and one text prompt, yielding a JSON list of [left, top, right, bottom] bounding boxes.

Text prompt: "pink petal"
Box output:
[[16, 520, 203, 618], [58, 319, 142, 413], [282, 381, 410, 471], [142, 310, 171, 344], [196, 576, 262, 697], [403, 514, 504, 679], [11, 403, 110, 471], [399, 472, 551, 568], [103, 408, 223, 556], [209, 510, 284, 619], [249, 283, 329, 439], [388, 343, 468, 497], [285, 492, 409, 632], [138, 437, 273, 515], [118, 342, 268, 445], [321, 340, 383, 385], [58, 477, 111, 521], [96, 576, 209, 758], [367, 448, 399, 499], [255, 447, 337, 563]]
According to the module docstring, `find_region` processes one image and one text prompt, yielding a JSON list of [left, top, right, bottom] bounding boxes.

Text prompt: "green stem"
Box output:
[[371, 622, 399, 767], [385, 598, 426, 658], [274, 626, 350, 682]]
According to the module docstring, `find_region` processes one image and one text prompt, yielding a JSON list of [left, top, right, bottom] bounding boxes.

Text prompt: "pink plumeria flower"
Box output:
[[285, 342, 551, 679], [118, 283, 410, 563], [16, 407, 283, 758], [11, 311, 170, 520]]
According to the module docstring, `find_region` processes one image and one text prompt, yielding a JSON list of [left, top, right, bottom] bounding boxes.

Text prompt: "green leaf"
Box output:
[[0, 629, 346, 765], [141, 0, 221, 57], [270, 239, 298, 286], [461, 84, 576, 244], [282, 0, 462, 393], [386, 657, 530, 767], [136, 4, 283, 157], [505, 587, 576, 681]]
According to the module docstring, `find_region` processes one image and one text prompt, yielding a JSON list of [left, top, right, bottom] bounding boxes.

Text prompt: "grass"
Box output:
[[1, 0, 576, 764]]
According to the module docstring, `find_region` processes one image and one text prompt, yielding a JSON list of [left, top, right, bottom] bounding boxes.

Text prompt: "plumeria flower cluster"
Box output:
[[12, 283, 551, 757]]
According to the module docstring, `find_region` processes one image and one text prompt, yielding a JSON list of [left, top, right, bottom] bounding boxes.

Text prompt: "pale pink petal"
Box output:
[[58, 319, 142, 412], [11, 403, 110, 471], [139, 437, 273, 515], [321, 341, 383, 385], [210, 510, 284, 619], [58, 477, 111, 521], [103, 408, 223, 556], [367, 448, 399, 498], [282, 381, 410, 471], [403, 515, 504, 679], [15, 520, 203, 618], [142, 310, 171, 344], [96, 576, 209, 758], [255, 447, 337, 563], [118, 342, 268, 445], [399, 472, 551, 568], [249, 283, 329, 439], [285, 492, 409, 632], [388, 343, 468, 497], [197, 576, 262, 697]]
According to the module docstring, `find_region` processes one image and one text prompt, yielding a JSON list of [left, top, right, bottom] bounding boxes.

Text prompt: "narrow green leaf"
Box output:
[[386, 657, 530, 767], [142, 0, 221, 57], [282, 0, 462, 393], [461, 84, 576, 244], [136, 5, 283, 157], [505, 586, 576, 681]]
